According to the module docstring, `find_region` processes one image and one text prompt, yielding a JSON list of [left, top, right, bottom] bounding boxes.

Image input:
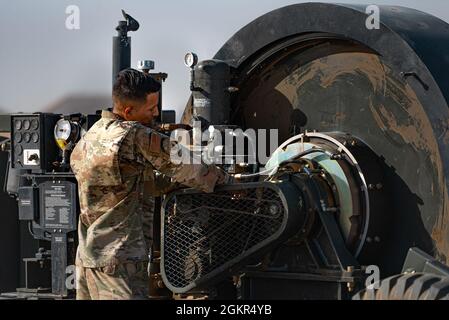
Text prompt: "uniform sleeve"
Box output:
[[141, 194, 155, 251], [135, 126, 228, 193], [143, 169, 181, 197]]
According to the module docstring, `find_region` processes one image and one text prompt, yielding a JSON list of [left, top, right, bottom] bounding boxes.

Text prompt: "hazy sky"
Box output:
[[1, 0, 448, 118]]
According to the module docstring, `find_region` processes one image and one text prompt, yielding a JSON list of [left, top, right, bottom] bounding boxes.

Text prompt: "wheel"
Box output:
[[353, 273, 449, 300]]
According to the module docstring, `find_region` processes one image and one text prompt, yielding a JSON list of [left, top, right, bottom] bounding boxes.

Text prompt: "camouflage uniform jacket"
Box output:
[[70, 110, 226, 268]]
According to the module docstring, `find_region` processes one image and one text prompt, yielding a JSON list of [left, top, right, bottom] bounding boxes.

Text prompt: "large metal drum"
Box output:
[[183, 3, 449, 276]]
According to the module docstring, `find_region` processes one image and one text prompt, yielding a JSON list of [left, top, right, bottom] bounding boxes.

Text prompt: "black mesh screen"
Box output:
[[161, 183, 295, 293]]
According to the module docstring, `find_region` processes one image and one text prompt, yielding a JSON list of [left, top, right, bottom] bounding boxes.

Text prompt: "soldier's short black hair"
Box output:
[[113, 68, 161, 105]]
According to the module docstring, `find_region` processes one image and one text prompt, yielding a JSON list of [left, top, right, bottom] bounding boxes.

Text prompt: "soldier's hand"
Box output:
[[216, 169, 235, 185]]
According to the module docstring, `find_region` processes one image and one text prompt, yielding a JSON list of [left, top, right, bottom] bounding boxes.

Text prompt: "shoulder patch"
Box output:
[[149, 132, 163, 154]]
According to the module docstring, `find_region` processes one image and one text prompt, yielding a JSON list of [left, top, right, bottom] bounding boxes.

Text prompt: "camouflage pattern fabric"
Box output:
[[76, 262, 149, 300], [70, 110, 228, 270]]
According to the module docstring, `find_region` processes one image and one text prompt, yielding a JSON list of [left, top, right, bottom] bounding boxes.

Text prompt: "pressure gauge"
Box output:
[[54, 119, 78, 150], [32, 132, 39, 143], [23, 120, 31, 130], [14, 120, 22, 131], [184, 52, 198, 68], [23, 132, 31, 143], [31, 119, 39, 130], [14, 132, 22, 143], [14, 144, 23, 156]]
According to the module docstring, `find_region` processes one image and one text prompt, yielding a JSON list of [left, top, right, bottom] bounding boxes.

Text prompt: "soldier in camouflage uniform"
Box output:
[[70, 69, 229, 300]]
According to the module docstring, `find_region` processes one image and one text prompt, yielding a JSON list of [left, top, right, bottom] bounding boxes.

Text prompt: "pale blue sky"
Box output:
[[0, 0, 448, 117]]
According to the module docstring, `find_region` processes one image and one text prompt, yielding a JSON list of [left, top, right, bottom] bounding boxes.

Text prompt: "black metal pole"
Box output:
[[112, 11, 140, 86], [112, 21, 131, 86]]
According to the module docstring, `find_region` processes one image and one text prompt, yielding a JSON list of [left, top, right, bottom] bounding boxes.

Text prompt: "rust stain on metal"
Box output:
[[317, 54, 387, 93], [369, 101, 439, 165], [275, 52, 444, 187], [432, 185, 449, 264], [368, 77, 444, 191], [276, 52, 440, 185], [275, 51, 442, 181], [274, 51, 448, 258], [334, 112, 346, 122], [368, 80, 448, 256], [276, 52, 387, 105], [442, 119, 449, 145], [365, 66, 448, 260]]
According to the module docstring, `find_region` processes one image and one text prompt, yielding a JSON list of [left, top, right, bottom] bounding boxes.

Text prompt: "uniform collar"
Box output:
[[101, 110, 125, 121], [101, 109, 158, 128]]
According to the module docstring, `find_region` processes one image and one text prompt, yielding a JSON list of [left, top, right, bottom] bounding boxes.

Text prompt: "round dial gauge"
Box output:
[[32, 132, 39, 143], [23, 132, 31, 143], [14, 144, 23, 156], [23, 120, 31, 130], [14, 120, 22, 130], [31, 119, 39, 130], [54, 119, 72, 150], [14, 132, 22, 143], [184, 52, 198, 68]]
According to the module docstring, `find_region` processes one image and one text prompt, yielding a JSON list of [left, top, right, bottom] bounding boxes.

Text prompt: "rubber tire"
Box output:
[[353, 273, 449, 300]]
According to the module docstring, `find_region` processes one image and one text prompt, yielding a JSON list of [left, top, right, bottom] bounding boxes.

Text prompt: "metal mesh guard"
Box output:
[[161, 183, 289, 293]]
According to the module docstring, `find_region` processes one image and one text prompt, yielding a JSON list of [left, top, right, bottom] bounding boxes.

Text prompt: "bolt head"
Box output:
[[269, 204, 279, 215], [138, 60, 155, 71]]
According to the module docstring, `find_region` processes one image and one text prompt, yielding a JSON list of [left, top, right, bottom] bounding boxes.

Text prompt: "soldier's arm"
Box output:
[[143, 169, 181, 197], [141, 193, 155, 251], [141, 171, 181, 250], [135, 126, 228, 193]]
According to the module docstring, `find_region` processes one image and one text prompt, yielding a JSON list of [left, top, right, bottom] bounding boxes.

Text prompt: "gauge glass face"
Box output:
[[23, 120, 31, 130], [23, 132, 31, 143], [32, 132, 39, 143], [14, 144, 23, 156], [184, 52, 197, 67], [54, 119, 72, 142], [31, 119, 39, 130], [14, 132, 22, 143], [185, 54, 193, 66], [15, 120, 22, 130]]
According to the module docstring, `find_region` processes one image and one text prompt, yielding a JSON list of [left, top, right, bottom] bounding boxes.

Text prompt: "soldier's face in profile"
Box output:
[[127, 92, 160, 125]]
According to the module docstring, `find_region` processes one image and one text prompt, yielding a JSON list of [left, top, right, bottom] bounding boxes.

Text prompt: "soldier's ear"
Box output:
[[124, 106, 133, 117]]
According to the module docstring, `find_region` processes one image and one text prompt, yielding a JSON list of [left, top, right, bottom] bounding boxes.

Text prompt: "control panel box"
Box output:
[[10, 113, 60, 171]]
